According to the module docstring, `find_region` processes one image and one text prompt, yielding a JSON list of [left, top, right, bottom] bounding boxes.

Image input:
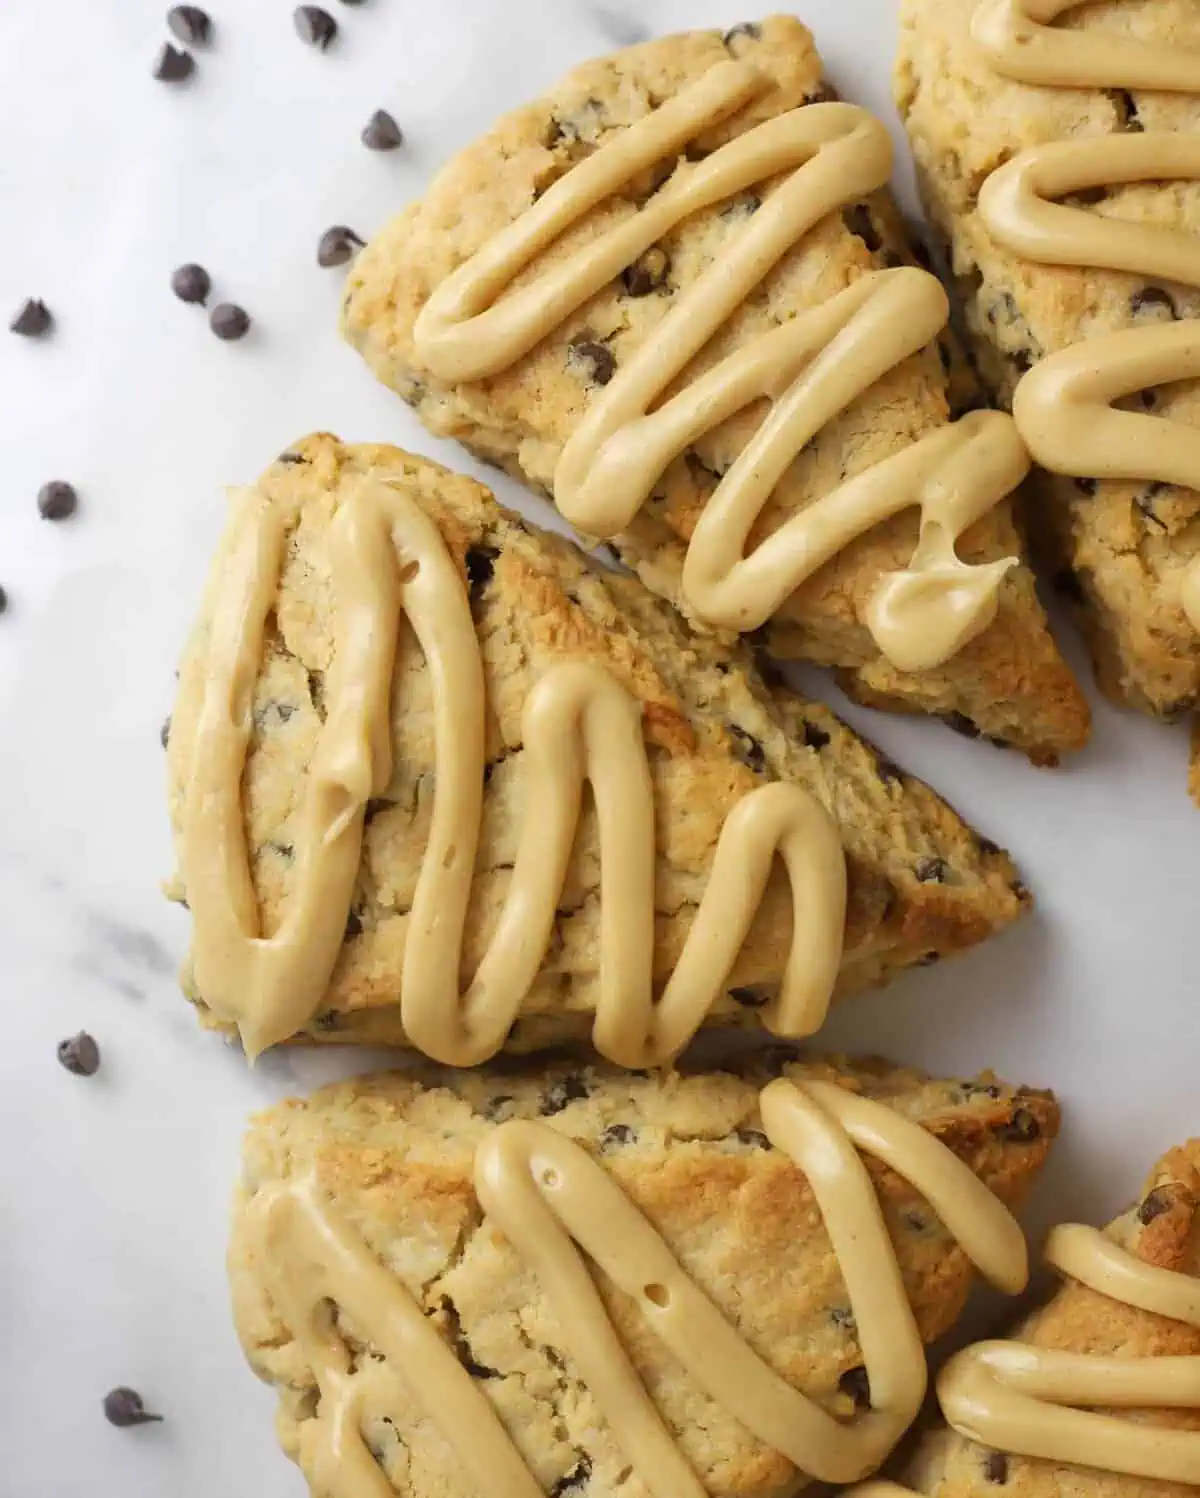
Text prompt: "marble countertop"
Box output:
[[1, 1, 1197, 1492]]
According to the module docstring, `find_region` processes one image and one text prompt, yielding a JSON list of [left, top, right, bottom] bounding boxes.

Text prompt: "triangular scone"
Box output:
[[896, 0, 1200, 796], [229, 1056, 1059, 1498], [166, 433, 1030, 1058], [892, 1141, 1200, 1497], [341, 16, 1088, 764]]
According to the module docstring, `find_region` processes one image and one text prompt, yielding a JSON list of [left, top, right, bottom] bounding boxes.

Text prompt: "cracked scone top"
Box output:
[[341, 16, 1088, 764], [872, 1138, 1200, 1496], [895, 0, 1200, 798], [228, 1055, 1059, 1498], [165, 434, 1032, 1057]]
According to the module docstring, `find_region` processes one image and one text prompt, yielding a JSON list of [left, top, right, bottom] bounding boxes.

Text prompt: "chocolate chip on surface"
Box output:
[[37, 481, 79, 521], [170, 263, 211, 305], [982, 1450, 1009, 1483], [103, 1388, 162, 1427], [294, 5, 337, 48], [152, 42, 195, 81], [209, 303, 250, 340], [57, 1031, 100, 1076], [362, 108, 402, 150], [567, 338, 616, 386], [167, 5, 211, 45], [1138, 1186, 1175, 1224], [317, 224, 365, 267], [997, 1107, 1040, 1143], [10, 298, 52, 337], [622, 247, 671, 297]]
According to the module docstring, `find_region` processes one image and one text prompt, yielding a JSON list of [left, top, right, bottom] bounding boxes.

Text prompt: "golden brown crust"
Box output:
[[165, 432, 1032, 1050], [230, 1054, 1059, 1498], [341, 16, 1088, 763]]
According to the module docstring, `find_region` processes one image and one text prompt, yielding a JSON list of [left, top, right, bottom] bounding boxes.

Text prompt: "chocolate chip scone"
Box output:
[[341, 16, 1088, 764], [229, 1054, 1058, 1498], [896, 0, 1200, 795], [166, 433, 1030, 1059], [885, 1139, 1200, 1497]]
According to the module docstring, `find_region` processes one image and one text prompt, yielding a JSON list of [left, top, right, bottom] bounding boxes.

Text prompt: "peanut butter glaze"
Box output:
[[177, 479, 847, 1060], [972, 0, 1200, 630], [411, 59, 1026, 667], [247, 1078, 1029, 1497]]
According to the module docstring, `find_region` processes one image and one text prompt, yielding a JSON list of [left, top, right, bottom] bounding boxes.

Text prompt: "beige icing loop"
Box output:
[[411, 63, 1023, 668], [973, 0, 1200, 634], [938, 1222, 1200, 1485], [179, 478, 847, 1061], [251, 1078, 1029, 1497]]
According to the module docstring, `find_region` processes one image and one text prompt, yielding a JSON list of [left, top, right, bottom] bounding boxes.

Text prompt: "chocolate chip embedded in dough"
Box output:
[[982, 1450, 1009, 1483], [838, 1366, 871, 1410], [914, 857, 948, 884], [622, 247, 670, 297], [1138, 1186, 1175, 1224], [566, 338, 615, 387]]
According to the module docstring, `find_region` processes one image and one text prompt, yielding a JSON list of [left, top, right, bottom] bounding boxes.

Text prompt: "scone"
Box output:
[[871, 1139, 1200, 1496], [341, 16, 1089, 764], [228, 1054, 1059, 1498], [165, 433, 1032, 1060], [895, 0, 1200, 796]]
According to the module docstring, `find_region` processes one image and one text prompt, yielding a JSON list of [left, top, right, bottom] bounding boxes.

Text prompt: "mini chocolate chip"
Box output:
[[344, 908, 363, 939], [722, 21, 762, 48], [170, 263, 211, 305], [37, 481, 78, 521], [736, 1127, 770, 1149], [103, 1388, 162, 1427], [730, 725, 766, 773], [317, 224, 365, 268], [167, 5, 211, 45], [622, 247, 671, 297], [839, 1366, 871, 1410], [943, 712, 981, 740], [1053, 567, 1086, 603], [465, 545, 497, 593], [152, 42, 195, 81], [294, 5, 337, 48], [160, 716, 171, 749], [209, 303, 250, 341], [551, 1458, 592, 1496], [602, 1123, 635, 1147], [541, 1075, 589, 1116], [57, 1031, 100, 1076], [801, 719, 831, 750], [843, 203, 882, 254], [567, 338, 615, 386], [730, 985, 769, 1008], [10, 298, 52, 337], [1138, 1186, 1175, 1224], [362, 108, 403, 150], [915, 856, 948, 884], [997, 1107, 1040, 1143], [1131, 286, 1178, 320], [982, 1450, 1009, 1483]]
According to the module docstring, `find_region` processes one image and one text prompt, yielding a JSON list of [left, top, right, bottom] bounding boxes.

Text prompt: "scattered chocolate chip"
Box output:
[[943, 712, 981, 740], [167, 5, 211, 45], [982, 1450, 1009, 1483], [1138, 1186, 1175, 1225], [730, 985, 769, 1008], [622, 247, 671, 297], [209, 303, 250, 341], [103, 1388, 162, 1427], [730, 725, 767, 773], [465, 545, 497, 593], [1131, 286, 1178, 320], [839, 1366, 871, 1410], [0, 585, 9, 615], [170, 263, 211, 305], [10, 298, 52, 337], [317, 224, 365, 268], [1053, 567, 1085, 603], [735, 1127, 770, 1149], [540, 1075, 589, 1116], [915, 857, 948, 884], [567, 338, 615, 386], [160, 716, 171, 749], [293, 5, 337, 48], [843, 203, 883, 254], [722, 21, 762, 49], [152, 42, 195, 81], [362, 108, 403, 150], [800, 719, 831, 750], [997, 1107, 1040, 1143], [37, 481, 78, 521], [57, 1031, 100, 1076], [602, 1123, 635, 1147], [339, 0, 368, 4]]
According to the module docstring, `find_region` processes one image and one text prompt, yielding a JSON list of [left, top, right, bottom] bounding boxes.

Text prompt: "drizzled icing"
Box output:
[[938, 1219, 1200, 1484], [247, 1078, 1029, 1497], [412, 58, 1026, 668], [176, 478, 847, 1060], [972, 0, 1200, 629]]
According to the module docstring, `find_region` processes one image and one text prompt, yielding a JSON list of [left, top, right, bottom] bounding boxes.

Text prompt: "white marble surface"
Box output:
[[1, 1, 1197, 1492]]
